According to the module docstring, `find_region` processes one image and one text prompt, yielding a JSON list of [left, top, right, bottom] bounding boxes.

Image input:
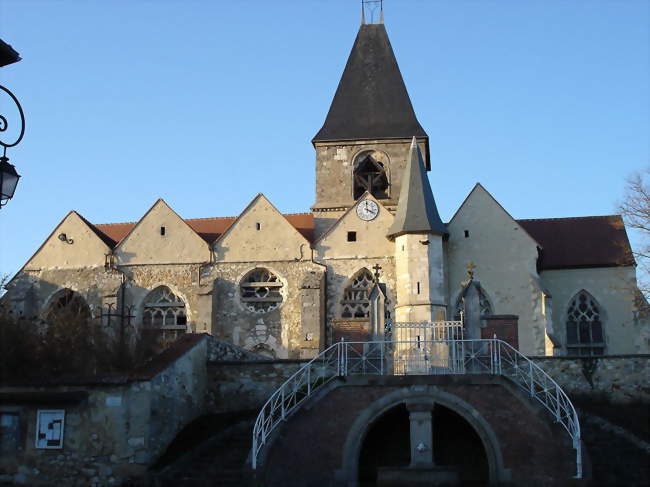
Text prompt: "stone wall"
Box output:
[[209, 261, 325, 359], [540, 267, 649, 355], [0, 335, 208, 486], [206, 360, 307, 414], [531, 354, 650, 404]]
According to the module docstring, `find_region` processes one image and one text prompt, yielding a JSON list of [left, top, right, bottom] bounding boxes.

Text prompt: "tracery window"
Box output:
[[566, 291, 605, 356], [454, 286, 493, 320], [353, 151, 389, 200], [341, 269, 375, 318], [142, 286, 187, 330], [240, 268, 283, 313], [46, 289, 91, 324]]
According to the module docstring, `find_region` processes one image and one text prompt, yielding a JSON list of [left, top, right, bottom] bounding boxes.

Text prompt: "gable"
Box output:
[[447, 184, 540, 279], [114, 199, 210, 265], [214, 194, 310, 262], [315, 194, 394, 259], [26, 211, 112, 269], [448, 184, 539, 248]]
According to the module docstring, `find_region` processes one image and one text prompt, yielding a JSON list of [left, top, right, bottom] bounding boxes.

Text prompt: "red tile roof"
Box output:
[[93, 212, 633, 271], [93, 213, 314, 246], [516, 215, 635, 270]]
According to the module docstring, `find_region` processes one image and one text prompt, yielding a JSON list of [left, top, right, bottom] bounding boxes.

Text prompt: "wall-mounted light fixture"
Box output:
[[58, 233, 73, 244], [0, 84, 25, 209]]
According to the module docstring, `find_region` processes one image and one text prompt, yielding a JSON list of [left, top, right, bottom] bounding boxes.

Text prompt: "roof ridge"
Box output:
[[184, 216, 236, 222], [283, 212, 312, 216], [517, 215, 620, 222], [94, 221, 137, 227]]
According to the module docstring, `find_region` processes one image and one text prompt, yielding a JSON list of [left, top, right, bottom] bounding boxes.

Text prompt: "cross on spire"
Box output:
[[466, 262, 477, 280], [372, 264, 382, 281]]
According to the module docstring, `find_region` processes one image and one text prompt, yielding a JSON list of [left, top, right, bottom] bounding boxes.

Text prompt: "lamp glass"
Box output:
[[0, 157, 20, 201]]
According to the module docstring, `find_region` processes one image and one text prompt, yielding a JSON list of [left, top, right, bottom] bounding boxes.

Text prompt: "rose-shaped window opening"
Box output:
[[240, 269, 284, 313]]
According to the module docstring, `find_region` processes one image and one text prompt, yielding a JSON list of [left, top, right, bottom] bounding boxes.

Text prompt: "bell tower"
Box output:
[[311, 18, 429, 238]]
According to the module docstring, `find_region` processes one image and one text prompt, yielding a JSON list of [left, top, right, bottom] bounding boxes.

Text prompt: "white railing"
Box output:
[[387, 320, 464, 341], [251, 338, 582, 479]]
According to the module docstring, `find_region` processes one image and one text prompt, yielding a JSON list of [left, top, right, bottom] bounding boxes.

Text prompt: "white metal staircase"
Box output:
[[251, 335, 582, 479]]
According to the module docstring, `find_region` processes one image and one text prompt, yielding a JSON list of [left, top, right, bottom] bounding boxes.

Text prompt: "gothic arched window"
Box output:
[[239, 268, 283, 313], [454, 286, 493, 320], [353, 151, 389, 200], [142, 286, 187, 330], [341, 269, 375, 318], [46, 289, 91, 324], [566, 291, 605, 356]]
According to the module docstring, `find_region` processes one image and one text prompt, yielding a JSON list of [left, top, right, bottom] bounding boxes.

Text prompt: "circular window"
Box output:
[[239, 268, 284, 313]]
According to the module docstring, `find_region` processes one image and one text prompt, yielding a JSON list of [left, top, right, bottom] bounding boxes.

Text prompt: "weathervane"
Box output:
[[361, 0, 383, 24]]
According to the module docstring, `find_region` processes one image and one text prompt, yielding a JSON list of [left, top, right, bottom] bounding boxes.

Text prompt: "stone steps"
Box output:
[[151, 414, 255, 487]]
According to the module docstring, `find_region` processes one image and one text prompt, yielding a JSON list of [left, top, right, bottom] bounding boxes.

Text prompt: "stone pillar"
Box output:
[[463, 280, 482, 340], [406, 402, 434, 467], [369, 282, 386, 340]]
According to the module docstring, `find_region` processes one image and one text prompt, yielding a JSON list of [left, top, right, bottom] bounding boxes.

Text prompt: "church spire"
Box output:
[[387, 137, 446, 239], [312, 23, 428, 152]]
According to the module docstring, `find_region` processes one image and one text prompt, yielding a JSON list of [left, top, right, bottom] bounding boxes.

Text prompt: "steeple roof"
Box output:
[[313, 23, 428, 144], [387, 137, 446, 238]]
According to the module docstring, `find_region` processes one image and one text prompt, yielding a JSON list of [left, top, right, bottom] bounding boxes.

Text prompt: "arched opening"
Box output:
[[566, 289, 605, 355], [358, 404, 410, 486], [142, 286, 188, 330], [141, 286, 188, 347], [239, 268, 284, 313], [46, 288, 91, 325], [432, 404, 489, 485], [341, 268, 375, 319], [353, 150, 390, 200], [357, 403, 489, 486]]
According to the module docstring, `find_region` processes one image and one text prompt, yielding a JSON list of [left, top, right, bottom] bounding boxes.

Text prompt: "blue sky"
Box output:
[[0, 0, 648, 279]]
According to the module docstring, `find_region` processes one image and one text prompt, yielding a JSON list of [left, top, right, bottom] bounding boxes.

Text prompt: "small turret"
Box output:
[[387, 137, 445, 239], [391, 138, 447, 322]]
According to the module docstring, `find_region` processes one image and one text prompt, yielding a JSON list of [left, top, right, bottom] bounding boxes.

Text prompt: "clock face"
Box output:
[[356, 199, 379, 221]]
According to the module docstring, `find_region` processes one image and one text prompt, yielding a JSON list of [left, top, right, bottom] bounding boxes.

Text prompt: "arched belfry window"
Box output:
[[142, 286, 188, 330], [566, 291, 605, 356], [239, 268, 284, 313], [454, 286, 493, 320], [341, 269, 375, 318], [46, 289, 91, 324], [353, 151, 389, 200]]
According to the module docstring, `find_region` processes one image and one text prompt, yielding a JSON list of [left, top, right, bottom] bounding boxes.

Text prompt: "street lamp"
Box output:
[[0, 84, 25, 208]]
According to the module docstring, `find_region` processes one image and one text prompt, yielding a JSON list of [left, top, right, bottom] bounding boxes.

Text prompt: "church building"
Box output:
[[3, 20, 647, 359]]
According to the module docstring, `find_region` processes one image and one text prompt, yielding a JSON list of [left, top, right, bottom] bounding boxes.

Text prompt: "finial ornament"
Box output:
[[466, 262, 477, 280], [361, 0, 383, 25], [372, 263, 382, 282]]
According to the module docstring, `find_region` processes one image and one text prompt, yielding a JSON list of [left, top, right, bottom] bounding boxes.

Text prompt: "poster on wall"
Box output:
[[35, 410, 65, 449]]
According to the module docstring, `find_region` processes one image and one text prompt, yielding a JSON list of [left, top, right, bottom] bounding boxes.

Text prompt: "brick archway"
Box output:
[[339, 386, 508, 486]]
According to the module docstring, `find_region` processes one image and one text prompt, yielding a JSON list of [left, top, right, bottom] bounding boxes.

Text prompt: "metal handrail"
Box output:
[[251, 338, 582, 479]]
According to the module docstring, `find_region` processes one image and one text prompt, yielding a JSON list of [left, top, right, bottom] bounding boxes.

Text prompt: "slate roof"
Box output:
[[93, 213, 314, 247], [517, 215, 635, 270], [387, 138, 446, 238], [312, 24, 429, 163]]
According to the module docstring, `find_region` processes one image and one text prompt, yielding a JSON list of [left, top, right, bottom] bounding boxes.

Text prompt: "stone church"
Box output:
[[3, 21, 647, 360]]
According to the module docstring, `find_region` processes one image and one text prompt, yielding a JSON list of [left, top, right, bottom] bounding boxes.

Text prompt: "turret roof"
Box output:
[[387, 137, 446, 238]]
